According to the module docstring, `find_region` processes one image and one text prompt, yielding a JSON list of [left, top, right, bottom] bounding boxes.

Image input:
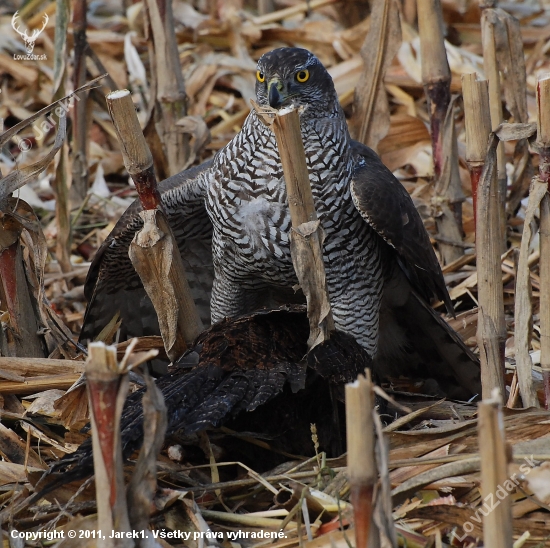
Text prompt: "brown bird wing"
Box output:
[[349, 141, 454, 315], [37, 306, 372, 495], [80, 161, 214, 343]]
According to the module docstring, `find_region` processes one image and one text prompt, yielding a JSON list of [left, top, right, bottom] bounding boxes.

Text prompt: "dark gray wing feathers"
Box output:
[[349, 141, 454, 315], [80, 160, 214, 342]]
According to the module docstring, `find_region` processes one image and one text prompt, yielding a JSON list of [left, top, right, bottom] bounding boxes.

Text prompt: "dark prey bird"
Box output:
[[34, 305, 370, 498], [81, 47, 480, 399]]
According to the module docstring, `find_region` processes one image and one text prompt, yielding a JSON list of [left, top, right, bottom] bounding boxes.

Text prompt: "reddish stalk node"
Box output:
[[132, 166, 163, 211], [351, 483, 373, 548], [0, 244, 19, 320], [425, 80, 451, 178]]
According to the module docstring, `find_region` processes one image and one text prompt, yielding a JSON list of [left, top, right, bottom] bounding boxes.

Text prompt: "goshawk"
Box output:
[[81, 47, 479, 397]]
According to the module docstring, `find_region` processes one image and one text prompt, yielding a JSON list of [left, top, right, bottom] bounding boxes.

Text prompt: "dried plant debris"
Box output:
[[1, 0, 550, 546]]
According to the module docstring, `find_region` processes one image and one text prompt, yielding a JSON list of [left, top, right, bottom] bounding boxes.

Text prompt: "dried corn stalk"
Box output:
[[86, 341, 160, 547], [106, 90, 203, 362], [536, 76, 550, 409], [269, 105, 335, 349], [462, 73, 491, 230], [352, 0, 401, 151], [476, 134, 505, 398], [481, 8, 532, 245], [478, 391, 513, 548], [52, 0, 72, 273], [346, 371, 378, 548], [0, 115, 70, 358], [71, 0, 90, 201], [143, 0, 190, 176], [418, 0, 464, 264], [514, 178, 544, 409]]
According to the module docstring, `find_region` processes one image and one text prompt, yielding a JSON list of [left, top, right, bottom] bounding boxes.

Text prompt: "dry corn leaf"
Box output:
[[0, 423, 46, 469], [515, 179, 547, 408], [521, 461, 550, 504], [24, 388, 65, 418], [0, 462, 45, 486]]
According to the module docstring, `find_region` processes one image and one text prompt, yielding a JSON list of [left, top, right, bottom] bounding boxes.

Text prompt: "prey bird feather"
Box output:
[[34, 305, 371, 498]]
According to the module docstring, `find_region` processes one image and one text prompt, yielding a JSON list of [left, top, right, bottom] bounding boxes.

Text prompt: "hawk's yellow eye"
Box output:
[[256, 71, 265, 83], [296, 70, 309, 83]]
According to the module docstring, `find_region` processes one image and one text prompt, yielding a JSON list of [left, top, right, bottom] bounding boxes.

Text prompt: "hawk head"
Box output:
[[255, 48, 338, 116]]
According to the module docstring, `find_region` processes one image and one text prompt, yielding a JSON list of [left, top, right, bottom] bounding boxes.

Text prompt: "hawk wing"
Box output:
[[349, 140, 454, 314], [80, 161, 214, 343]]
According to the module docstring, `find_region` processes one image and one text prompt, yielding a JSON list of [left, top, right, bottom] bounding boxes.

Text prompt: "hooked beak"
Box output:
[[268, 79, 284, 108]]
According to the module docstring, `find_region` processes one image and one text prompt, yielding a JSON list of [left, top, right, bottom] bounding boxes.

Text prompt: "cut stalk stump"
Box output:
[[463, 73, 506, 398], [462, 73, 491, 232], [346, 370, 378, 548], [105, 90, 203, 363], [270, 106, 334, 350], [86, 340, 163, 547], [480, 8, 507, 252], [86, 342, 133, 548], [477, 389, 513, 548], [418, 0, 464, 264]]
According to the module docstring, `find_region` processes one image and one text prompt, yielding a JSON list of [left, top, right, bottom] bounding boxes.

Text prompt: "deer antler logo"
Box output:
[[12, 11, 49, 54]]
